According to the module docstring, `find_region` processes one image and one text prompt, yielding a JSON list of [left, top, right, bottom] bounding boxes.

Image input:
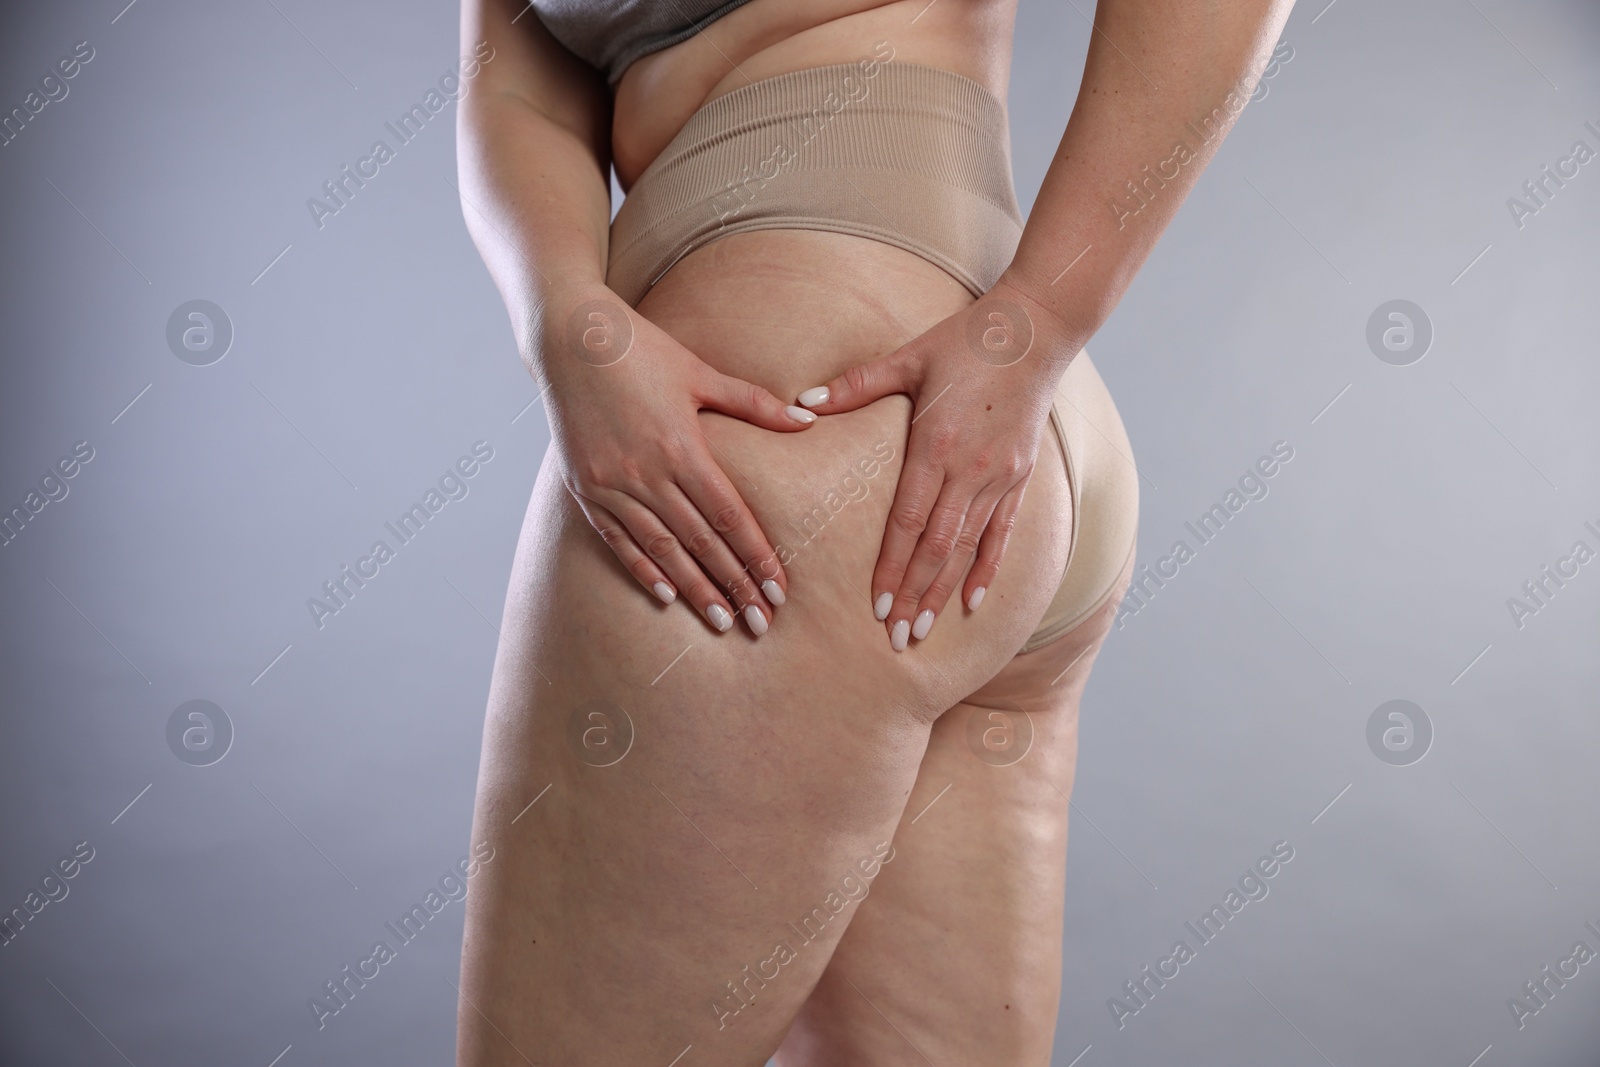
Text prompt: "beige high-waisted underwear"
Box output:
[[608, 62, 1139, 651]]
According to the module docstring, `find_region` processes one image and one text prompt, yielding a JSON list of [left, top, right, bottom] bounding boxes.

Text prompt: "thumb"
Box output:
[[795, 349, 917, 415], [696, 370, 820, 432]]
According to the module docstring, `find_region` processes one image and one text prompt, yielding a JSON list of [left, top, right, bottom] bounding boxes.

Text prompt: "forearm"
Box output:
[[999, 0, 1296, 351], [456, 0, 614, 374]]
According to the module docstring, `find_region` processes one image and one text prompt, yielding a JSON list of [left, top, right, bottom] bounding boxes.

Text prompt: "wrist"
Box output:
[[982, 273, 1093, 379], [528, 279, 634, 382]]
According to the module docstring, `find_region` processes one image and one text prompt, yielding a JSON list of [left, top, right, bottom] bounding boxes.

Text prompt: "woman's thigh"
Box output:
[[775, 556, 1134, 1067], [455, 232, 1076, 1066]]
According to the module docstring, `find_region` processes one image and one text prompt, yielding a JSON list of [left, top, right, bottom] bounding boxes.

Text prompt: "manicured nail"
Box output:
[[912, 609, 935, 641], [797, 386, 830, 408], [874, 592, 893, 620], [967, 586, 986, 611], [707, 604, 733, 632], [744, 605, 768, 636], [653, 582, 676, 604], [890, 619, 910, 652], [761, 579, 786, 606], [785, 405, 817, 425]]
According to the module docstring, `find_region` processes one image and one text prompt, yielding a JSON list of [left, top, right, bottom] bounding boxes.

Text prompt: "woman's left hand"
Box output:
[[794, 281, 1079, 651]]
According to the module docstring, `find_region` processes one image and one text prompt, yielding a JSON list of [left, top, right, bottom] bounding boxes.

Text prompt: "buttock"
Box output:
[[1026, 351, 1140, 652], [633, 227, 1077, 709], [604, 52, 1138, 664]]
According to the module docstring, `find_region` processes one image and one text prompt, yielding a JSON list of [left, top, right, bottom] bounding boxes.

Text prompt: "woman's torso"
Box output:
[[548, 0, 1073, 701], [595, 0, 1028, 397], [611, 0, 1019, 187]]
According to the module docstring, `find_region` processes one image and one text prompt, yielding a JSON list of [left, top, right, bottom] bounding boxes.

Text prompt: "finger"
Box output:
[[884, 480, 976, 650], [572, 494, 679, 606], [651, 483, 776, 637], [696, 370, 819, 431], [605, 495, 743, 633], [915, 481, 1009, 634], [964, 480, 1029, 612], [795, 349, 915, 415], [870, 460, 945, 632], [674, 451, 788, 607]]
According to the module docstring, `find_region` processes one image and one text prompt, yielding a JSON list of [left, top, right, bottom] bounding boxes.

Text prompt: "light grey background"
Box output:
[[1, 1, 1596, 1065]]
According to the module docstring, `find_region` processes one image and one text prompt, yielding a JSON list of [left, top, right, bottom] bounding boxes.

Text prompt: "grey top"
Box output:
[[530, 0, 758, 84]]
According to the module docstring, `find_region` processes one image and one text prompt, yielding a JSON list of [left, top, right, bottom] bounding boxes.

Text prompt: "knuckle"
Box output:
[[954, 526, 984, 555], [643, 530, 680, 560], [614, 456, 647, 486], [841, 364, 871, 397], [656, 436, 688, 467], [572, 461, 608, 490], [889, 506, 927, 538], [738, 380, 768, 413], [1000, 454, 1031, 480], [708, 502, 743, 535], [594, 523, 630, 551], [683, 526, 719, 557], [920, 531, 958, 558], [926, 427, 961, 458]]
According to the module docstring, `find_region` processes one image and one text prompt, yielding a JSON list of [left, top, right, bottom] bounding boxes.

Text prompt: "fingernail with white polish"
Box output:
[[797, 386, 830, 408], [761, 579, 786, 606], [874, 592, 893, 621], [890, 619, 910, 652], [744, 605, 768, 636], [707, 604, 733, 632], [653, 582, 676, 604], [912, 609, 935, 641], [785, 405, 817, 425], [967, 586, 986, 611]]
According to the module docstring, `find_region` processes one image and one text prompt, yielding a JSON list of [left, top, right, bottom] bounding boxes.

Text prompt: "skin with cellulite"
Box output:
[[453, 0, 1294, 1063]]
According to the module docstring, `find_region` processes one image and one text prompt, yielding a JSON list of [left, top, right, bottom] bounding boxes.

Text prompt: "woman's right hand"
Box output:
[[535, 286, 816, 636]]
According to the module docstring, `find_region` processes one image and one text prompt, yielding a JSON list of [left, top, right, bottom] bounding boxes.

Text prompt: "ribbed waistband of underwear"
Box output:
[[606, 61, 1026, 305]]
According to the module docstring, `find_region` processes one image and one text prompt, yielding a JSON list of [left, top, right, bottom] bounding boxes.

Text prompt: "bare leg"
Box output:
[[775, 560, 1134, 1067]]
